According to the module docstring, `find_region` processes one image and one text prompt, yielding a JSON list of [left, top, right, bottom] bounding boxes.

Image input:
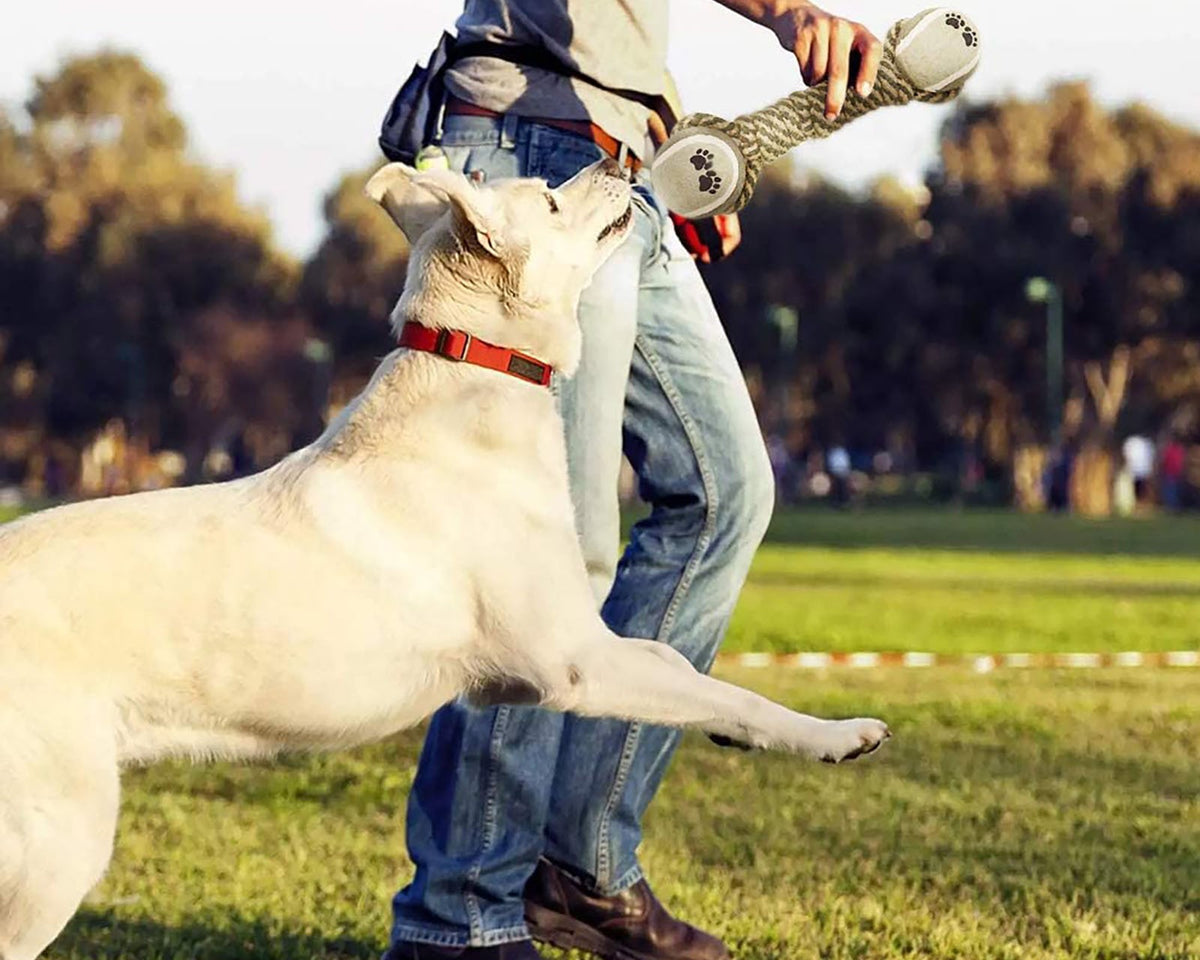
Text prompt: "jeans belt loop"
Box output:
[[615, 142, 630, 178], [501, 113, 520, 151]]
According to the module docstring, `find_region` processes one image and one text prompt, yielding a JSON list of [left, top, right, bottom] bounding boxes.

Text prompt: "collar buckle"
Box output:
[[435, 328, 472, 361]]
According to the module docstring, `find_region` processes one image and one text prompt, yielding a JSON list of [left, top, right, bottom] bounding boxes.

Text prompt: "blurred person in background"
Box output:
[[827, 442, 851, 507], [1045, 442, 1074, 513], [1160, 435, 1186, 512], [1122, 433, 1155, 507]]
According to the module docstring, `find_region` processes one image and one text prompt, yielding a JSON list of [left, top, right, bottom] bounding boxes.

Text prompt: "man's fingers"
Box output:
[[854, 31, 884, 97], [719, 213, 742, 258], [824, 20, 855, 119], [647, 110, 670, 148], [807, 19, 830, 86], [786, 9, 884, 105], [794, 29, 814, 84]]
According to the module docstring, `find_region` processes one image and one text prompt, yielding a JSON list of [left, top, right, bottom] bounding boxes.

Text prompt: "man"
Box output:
[[385, 3, 881, 958]]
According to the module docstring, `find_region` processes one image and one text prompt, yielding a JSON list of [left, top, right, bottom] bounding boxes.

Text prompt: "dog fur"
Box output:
[[0, 158, 888, 959]]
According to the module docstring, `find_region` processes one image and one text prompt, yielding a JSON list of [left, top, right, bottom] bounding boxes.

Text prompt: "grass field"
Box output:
[[2, 505, 1197, 959], [726, 509, 1200, 655]]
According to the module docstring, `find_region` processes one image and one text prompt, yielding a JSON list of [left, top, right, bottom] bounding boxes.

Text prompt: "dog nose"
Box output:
[[597, 156, 623, 179]]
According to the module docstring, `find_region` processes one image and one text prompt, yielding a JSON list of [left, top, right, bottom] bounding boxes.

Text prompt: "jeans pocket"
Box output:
[[525, 126, 609, 188], [440, 142, 522, 182]]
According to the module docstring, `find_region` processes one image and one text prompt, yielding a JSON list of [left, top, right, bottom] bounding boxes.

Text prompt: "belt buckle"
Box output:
[[435, 328, 472, 361]]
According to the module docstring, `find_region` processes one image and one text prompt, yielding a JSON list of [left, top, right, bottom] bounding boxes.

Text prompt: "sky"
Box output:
[[3, 1, 1197, 257]]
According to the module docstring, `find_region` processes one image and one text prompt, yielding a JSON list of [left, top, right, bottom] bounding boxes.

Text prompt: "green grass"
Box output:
[[0, 504, 25, 525], [717, 508, 1200, 655], [726, 543, 1200, 654], [51, 668, 1199, 960], [3, 506, 1197, 958]]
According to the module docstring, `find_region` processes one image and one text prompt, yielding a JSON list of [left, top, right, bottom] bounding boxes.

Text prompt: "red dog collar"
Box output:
[[398, 321, 553, 388]]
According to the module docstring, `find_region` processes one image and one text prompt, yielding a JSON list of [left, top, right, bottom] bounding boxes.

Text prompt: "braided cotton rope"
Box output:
[[676, 21, 961, 211]]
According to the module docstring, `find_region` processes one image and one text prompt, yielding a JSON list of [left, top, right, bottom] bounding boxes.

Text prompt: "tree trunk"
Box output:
[[1070, 443, 1113, 517], [1069, 346, 1132, 517], [1012, 444, 1046, 512]]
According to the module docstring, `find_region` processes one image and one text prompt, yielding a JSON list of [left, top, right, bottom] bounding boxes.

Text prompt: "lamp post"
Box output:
[[1025, 277, 1063, 445], [303, 337, 334, 438], [765, 303, 799, 430]]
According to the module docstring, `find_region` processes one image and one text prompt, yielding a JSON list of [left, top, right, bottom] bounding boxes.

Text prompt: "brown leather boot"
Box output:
[[523, 858, 731, 960]]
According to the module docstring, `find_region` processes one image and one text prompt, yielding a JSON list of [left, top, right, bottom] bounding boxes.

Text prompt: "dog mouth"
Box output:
[[596, 203, 633, 243]]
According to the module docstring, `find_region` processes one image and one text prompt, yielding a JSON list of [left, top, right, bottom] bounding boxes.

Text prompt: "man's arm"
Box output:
[[713, 1, 883, 121]]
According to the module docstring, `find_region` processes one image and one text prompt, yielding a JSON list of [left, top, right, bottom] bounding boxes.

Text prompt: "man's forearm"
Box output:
[[711, 0, 810, 30]]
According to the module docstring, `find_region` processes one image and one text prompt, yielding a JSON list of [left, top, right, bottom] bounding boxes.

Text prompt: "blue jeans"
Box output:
[[390, 113, 774, 949]]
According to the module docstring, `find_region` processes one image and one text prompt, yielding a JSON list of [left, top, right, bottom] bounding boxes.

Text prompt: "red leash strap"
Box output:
[[398, 321, 553, 388]]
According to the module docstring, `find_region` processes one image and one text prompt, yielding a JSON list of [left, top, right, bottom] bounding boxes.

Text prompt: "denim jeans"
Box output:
[[390, 112, 774, 949]]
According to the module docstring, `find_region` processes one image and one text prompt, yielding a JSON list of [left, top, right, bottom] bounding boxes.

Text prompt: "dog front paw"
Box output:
[[817, 718, 891, 763]]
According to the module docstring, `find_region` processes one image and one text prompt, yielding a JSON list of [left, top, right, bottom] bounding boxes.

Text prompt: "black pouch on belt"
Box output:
[[378, 32, 457, 164]]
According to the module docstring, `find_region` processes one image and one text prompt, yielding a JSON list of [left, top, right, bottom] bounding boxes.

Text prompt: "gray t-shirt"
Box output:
[[445, 0, 666, 160]]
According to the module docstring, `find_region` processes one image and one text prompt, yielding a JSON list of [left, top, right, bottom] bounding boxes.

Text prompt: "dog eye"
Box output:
[[545, 193, 559, 214]]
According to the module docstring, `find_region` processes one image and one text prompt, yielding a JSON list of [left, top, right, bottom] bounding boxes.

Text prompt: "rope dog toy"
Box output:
[[651, 8, 981, 218]]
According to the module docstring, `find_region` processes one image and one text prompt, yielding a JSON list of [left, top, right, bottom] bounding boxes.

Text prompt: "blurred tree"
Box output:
[[5, 60, 1200, 512], [704, 162, 918, 459], [708, 83, 1200, 512], [939, 82, 1200, 511], [300, 163, 410, 402], [0, 51, 303, 484]]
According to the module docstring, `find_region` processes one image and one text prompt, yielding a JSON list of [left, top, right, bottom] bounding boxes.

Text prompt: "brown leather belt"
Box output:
[[445, 95, 642, 174]]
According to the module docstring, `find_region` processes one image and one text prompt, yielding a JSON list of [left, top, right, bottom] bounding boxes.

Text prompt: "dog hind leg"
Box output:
[[0, 718, 120, 960], [552, 632, 890, 763]]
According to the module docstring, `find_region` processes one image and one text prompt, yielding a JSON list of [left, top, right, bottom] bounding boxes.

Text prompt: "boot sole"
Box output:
[[526, 902, 660, 960], [525, 902, 729, 960]]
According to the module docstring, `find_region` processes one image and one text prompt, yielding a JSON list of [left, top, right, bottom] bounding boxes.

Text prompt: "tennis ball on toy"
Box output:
[[894, 8, 981, 92], [651, 129, 747, 220]]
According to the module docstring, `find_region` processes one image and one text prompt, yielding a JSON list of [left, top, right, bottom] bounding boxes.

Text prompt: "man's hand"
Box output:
[[697, 214, 741, 264], [715, 213, 742, 260], [771, 2, 882, 120], [718, 1, 883, 122]]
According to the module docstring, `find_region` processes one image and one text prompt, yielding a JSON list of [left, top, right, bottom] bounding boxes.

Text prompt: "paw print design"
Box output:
[[944, 12, 978, 47], [698, 172, 723, 195], [690, 148, 714, 171]]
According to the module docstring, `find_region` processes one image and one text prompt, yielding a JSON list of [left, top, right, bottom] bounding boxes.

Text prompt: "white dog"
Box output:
[[0, 157, 889, 960]]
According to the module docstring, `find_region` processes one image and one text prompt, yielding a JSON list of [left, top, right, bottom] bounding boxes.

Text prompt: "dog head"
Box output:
[[366, 158, 633, 376]]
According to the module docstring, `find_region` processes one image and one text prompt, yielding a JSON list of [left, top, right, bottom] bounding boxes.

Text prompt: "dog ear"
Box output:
[[415, 167, 509, 259], [365, 162, 505, 257], [365, 162, 450, 244]]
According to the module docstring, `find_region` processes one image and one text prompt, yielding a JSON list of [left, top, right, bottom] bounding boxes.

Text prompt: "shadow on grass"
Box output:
[[54, 910, 380, 960], [874, 745, 1200, 916], [659, 671, 1200, 939], [673, 743, 1200, 921]]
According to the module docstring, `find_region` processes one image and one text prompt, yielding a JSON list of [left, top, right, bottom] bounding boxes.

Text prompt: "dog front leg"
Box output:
[[550, 632, 889, 763]]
